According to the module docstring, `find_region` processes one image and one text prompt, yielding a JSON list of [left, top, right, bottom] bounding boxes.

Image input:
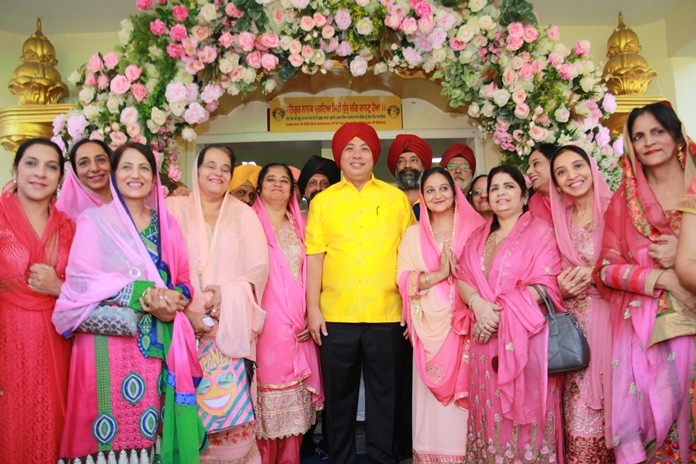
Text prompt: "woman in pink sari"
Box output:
[[595, 102, 696, 464], [0, 139, 75, 462], [397, 167, 484, 463], [54, 142, 204, 464], [549, 145, 615, 462], [526, 143, 557, 224], [251, 163, 323, 464], [56, 138, 113, 220], [166, 146, 269, 464], [456, 165, 564, 463]]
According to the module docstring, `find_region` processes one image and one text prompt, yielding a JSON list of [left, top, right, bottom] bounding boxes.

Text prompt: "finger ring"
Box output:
[[159, 295, 165, 301], [28, 278, 33, 285]]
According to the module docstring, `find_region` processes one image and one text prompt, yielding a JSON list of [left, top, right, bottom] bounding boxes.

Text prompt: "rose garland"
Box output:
[[53, 0, 623, 188]]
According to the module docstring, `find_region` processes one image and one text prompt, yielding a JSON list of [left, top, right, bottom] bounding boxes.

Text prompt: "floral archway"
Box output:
[[52, 0, 623, 188]]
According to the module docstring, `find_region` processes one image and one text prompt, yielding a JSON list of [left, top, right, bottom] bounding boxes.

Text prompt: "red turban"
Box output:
[[440, 143, 476, 173], [386, 134, 433, 175], [331, 122, 381, 165]]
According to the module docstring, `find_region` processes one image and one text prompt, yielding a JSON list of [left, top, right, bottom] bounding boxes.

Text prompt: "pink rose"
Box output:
[[67, 114, 88, 139], [109, 131, 127, 149], [225, 3, 243, 18], [336, 41, 353, 57], [84, 72, 97, 87], [219, 32, 234, 48], [192, 26, 212, 42], [229, 67, 245, 81], [167, 43, 184, 58], [245, 51, 262, 68], [334, 9, 352, 31], [136, 0, 152, 10], [519, 63, 534, 78], [130, 83, 147, 102], [52, 114, 66, 135], [349, 57, 368, 77], [272, 8, 285, 24], [502, 67, 518, 87], [261, 53, 279, 71], [547, 25, 560, 41], [322, 25, 335, 39], [183, 102, 209, 125], [258, 33, 280, 49], [417, 17, 433, 34], [412, 0, 433, 17], [120, 107, 139, 125], [301, 45, 314, 59], [449, 37, 465, 51], [522, 26, 538, 43], [289, 54, 304, 67], [558, 63, 578, 80], [238, 32, 256, 52], [182, 36, 198, 56], [102, 52, 119, 70], [169, 24, 187, 42], [172, 5, 189, 21], [201, 84, 224, 104], [385, 14, 401, 30], [507, 22, 524, 38], [89, 130, 104, 141], [400, 17, 417, 35], [185, 60, 205, 75], [165, 83, 188, 103], [514, 103, 530, 119], [612, 137, 624, 155], [126, 123, 141, 137], [530, 125, 549, 142], [403, 47, 422, 66], [300, 16, 315, 31], [124, 64, 142, 82], [185, 83, 199, 102], [97, 74, 110, 90], [291, 0, 310, 7], [206, 102, 219, 113], [511, 89, 526, 104], [602, 93, 617, 113], [130, 134, 146, 145], [321, 36, 339, 53], [110, 75, 131, 95], [150, 19, 167, 36], [198, 46, 218, 63], [596, 125, 611, 147], [573, 39, 591, 56], [548, 53, 563, 67], [86, 54, 104, 73], [168, 165, 183, 182], [313, 13, 327, 27], [506, 35, 524, 51]]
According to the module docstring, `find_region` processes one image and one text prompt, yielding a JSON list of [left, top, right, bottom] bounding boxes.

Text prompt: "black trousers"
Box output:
[[321, 322, 409, 464]]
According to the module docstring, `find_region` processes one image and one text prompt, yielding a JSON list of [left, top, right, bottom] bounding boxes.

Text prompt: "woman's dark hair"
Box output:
[[68, 138, 113, 172], [467, 174, 488, 204], [487, 164, 529, 233], [197, 145, 236, 170], [257, 163, 295, 194], [550, 145, 591, 186], [532, 143, 558, 160], [626, 101, 684, 145], [111, 142, 157, 175], [420, 166, 456, 196], [14, 138, 65, 177]]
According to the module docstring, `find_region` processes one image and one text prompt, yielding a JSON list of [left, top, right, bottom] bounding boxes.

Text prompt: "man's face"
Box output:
[[445, 155, 473, 191], [340, 138, 374, 184], [305, 173, 331, 202], [395, 152, 424, 190]]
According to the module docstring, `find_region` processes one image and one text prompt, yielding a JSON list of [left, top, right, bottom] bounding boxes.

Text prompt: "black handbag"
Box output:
[[531, 285, 590, 374]]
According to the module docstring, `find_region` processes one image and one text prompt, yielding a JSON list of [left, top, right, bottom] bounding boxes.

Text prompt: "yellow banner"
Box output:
[[269, 96, 402, 132]]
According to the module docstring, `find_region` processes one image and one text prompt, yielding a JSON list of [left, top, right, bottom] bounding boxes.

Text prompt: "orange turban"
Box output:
[[386, 134, 433, 175], [228, 164, 262, 192], [331, 122, 381, 165], [440, 143, 476, 173]]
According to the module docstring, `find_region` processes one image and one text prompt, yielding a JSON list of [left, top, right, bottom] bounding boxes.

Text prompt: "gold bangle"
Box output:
[[424, 273, 431, 285], [467, 292, 480, 306]]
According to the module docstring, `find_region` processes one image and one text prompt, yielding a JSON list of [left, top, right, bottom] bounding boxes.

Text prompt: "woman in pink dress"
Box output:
[[548, 145, 614, 463], [0, 139, 75, 462], [397, 167, 484, 463], [166, 146, 270, 464], [456, 165, 564, 463], [595, 102, 696, 464], [526, 143, 557, 224], [252, 163, 324, 464]]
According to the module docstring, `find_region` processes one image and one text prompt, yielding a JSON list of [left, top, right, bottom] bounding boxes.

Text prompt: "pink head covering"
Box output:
[[441, 143, 476, 173], [387, 134, 433, 175], [55, 167, 109, 221], [331, 122, 381, 165], [289, 165, 301, 182]]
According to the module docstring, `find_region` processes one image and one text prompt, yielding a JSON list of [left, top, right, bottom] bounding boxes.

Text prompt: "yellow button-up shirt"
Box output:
[[305, 176, 414, 322]]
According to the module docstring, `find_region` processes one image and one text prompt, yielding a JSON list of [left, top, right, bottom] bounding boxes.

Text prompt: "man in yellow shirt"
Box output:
[[306, 122, 414, 464]]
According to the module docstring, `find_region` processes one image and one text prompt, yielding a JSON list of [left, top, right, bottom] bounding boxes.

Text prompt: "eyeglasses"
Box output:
[[446, 162, 470, 171], [471, 188, 485, 197]]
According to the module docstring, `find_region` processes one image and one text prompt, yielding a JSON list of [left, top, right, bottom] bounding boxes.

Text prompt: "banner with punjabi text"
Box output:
[[269, 96, 403, 132]]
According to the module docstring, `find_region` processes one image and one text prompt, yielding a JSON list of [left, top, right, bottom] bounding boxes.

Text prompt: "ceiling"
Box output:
[[0, 0, 680, 35]]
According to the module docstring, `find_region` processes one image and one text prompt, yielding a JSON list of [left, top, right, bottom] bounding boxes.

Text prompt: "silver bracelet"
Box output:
[[467, 292, 480, 306]]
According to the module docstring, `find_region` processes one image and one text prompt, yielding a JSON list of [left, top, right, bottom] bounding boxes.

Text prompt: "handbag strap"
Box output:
[[531, 284, 557, 320]]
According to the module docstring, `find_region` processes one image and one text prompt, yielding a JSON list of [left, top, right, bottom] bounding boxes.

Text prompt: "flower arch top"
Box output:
[[53, 0, 622, 187]]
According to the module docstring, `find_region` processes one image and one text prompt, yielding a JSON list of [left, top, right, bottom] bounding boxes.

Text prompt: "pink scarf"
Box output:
[[252, 195, 323, 406], [165, 160, 268, 360], [398, 183, 484, 407], [549, 155, 614, 440], [458, 213, 562, 424], [55, 167, 109, 221], [528, 191, 552, 223]]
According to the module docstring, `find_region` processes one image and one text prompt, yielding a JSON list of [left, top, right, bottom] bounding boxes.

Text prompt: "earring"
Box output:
[[556, 187, 561, 193], [12, 175, 16, 182]]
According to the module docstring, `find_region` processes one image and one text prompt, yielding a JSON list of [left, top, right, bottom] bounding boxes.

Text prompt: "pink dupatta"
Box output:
[[252, 195, 323, 407], [528, 191, 552, 223], [165, 159, 268, 361], [55, 167, 109, 221], [458, 213, 562, 424], [397, 184, 484, 408], [549, 155, 614, 441]]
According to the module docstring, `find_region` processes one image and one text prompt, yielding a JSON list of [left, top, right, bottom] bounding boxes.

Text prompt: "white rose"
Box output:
[[482, 102, 495, 117], [226, 83, 240, 96], [82, 103, 101, 120], [148, 46, 163, 58], [67, 70, 82, 86], [373, 62, 388, 74], [169, 101, 187, 117], [279, 36, 293, 50], [468, 102, 481, 117], [219, 58, 234, 74], [554, 107, 570, 123], [580, 76, 595, 93], [147, 119, 160, 134], [151, 107, 167, 126], [263, 79, 277, 93], [118, 19, 133, 45], [182, 127, 197, 141], [493, 89, 510, 107], [478, 15, 494, 30], [79, 87, 95, 104], [106, 95, 122, 114], [469, 0, 487, 13], [198, 4, 218, 22], [242, 68, 256, 84], [431, 48, 446, 63]]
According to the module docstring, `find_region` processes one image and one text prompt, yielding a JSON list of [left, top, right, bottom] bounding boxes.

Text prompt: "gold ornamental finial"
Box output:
[[8, 18, 69, 105], [603, 12, 656, 95]]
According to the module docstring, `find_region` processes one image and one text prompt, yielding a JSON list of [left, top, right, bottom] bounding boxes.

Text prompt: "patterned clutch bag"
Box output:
[[77, 304, 142, 337]]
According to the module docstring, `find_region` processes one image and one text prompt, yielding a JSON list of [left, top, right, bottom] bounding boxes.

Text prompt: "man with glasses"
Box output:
[[440, 143, 476, 192]]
